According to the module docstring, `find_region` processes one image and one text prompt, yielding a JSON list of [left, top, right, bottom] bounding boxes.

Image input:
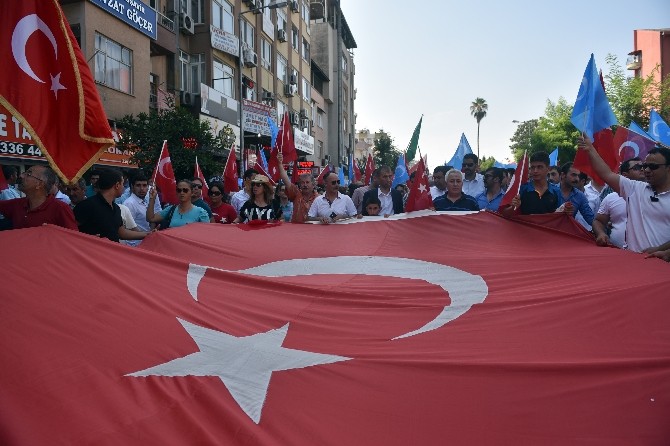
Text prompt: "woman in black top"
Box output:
[[234, 175, 282, 223]]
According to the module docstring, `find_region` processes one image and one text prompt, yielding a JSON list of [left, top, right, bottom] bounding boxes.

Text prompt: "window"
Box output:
[[317, 110, 323, 128], [149, 0, 158, 10], [317, 140, 323, 156], [301, 38, 310, 61], [291, 26, 299, 51], [190, 53, 204, 94], [185, 0, 204, 23], [301, 1, 310, 31], [241, 19, 255, 50], [95, 33, 133, 94], [149, 73, 158, 109], [179, 50, 190, 93], [261, 39, 272, 71], [276, 8, 287, 32], [302, 76, 311, 101], [212, 0, 233, 33], [341, 54, 348, 72], [277, 100, 286, 118], [291, 68, 298, 88], [243, 77, 255, 100], [213, 59, 234, 98], [277, 54, 287, 83], [343, 115, 347, 133]]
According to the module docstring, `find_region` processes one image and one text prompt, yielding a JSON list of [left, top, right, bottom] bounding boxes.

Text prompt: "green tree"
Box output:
[[470, 97, 488, 158], [373, 129, 400, 169], [510, 119, 539, 161], [117, 101, 223, 180]]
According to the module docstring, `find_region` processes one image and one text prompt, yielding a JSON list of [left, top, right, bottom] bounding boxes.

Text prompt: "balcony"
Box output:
[[158, 11, 175, 32], [626, 52, 641, 70]]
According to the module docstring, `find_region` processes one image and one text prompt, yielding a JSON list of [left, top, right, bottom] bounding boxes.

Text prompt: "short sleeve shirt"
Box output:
[[619, 176, 670, 252], [308, 192, 357, 218], [518, 182, 561, 215], [74, 193, 123, 242], [0, 195, 78, 230]]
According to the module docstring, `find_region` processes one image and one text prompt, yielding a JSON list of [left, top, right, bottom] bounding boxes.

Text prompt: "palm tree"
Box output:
[[470, 98, 488, 158]]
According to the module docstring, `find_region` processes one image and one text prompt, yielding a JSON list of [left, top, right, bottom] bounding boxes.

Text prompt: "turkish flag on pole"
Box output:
[[223, 146, 239, 193], [573, 128, 619, 184], [253, 160, 277, 186], [404, 156, 432, 212], [364, 153, 376, 185], [151, 140, 177, 205], [276, 111, 297, 163], [316, 165, 331, 186], [264, 148, 282, 183], [612, 126, 656, 164], [353, 158, 362, 182], [0, 0, 114, 183], [3, 215, 670, 444], [499, 150, 529, 210], [193, 156, 209, 198]]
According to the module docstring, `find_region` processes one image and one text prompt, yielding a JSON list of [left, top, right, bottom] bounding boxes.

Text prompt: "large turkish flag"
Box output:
[[1, 213, 669, 445], [0, 0, 114, 183]]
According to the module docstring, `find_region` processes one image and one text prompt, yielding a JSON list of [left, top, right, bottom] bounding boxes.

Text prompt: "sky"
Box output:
[[339, 0, 669, 166]]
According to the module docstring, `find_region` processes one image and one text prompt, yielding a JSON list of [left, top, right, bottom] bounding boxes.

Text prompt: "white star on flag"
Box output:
[[127, 319, 352, 423], [49, 72, 66, 99], [418, 183, 427, 193]]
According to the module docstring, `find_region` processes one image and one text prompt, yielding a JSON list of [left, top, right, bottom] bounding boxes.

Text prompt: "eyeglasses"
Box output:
[[252, 183, 264, 187], [176, 188, 191, 193], [192, 184, 203, 189], [23, 171, 44, 182], [627, 164, 643, 171], [330, 180, 341, 185], [209, 191, 222, 196], [641, 163, 669, 171]]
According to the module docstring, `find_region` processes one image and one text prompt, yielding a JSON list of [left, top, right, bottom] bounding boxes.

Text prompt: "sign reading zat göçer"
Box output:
[[89, 0, 157, 40]]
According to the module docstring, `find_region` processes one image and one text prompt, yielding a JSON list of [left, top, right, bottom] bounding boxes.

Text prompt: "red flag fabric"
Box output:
[[223, 146, 239, 193], [3, 214, 670, 445], [0, 165, 8, 191], [353, 158, 362, 182], [499, 150, 529, 210], [0, 0, 114, 183], [252, 161, 277, 186], [364, 153, 375, 185], [404, 157, 432, 212], [613, 126, 657, 163], [573, 128, 618, 184], [193, 156, 209, 198], [291, 160, 300, 184], [151, 140, 177, 205], [315, 165, 331, 186], [264, 148, 282, 183], [276, 112, 297, 163]]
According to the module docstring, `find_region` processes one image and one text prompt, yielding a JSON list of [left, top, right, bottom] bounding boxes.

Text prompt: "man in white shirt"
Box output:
[[462, 154, 485, 197], [123, 173, 162, 246], [231, 168, 258, 213], [430, 166, 449, 202], [308, 172, 357, 223], [579, 138, 670, 253]]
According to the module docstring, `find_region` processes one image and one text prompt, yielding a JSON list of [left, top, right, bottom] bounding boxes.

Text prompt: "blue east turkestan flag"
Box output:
[[570, 54, 617, 140], [493, 160, 517, 169], [267, 114, 279, 149], [258, 147, 269, 172], [338, 166, 347, 186], [446, 133, 472, 170], [649, 108, 670, 146], [629, 121, 653, 139], [549, 148, 559, 166], [392, 153, 409, 188]]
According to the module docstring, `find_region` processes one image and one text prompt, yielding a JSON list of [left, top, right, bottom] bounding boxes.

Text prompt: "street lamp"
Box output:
[[238, 0, 287, 173]]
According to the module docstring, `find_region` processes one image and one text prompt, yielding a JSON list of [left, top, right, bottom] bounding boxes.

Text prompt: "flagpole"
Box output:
[[152, 140, 167, 185]]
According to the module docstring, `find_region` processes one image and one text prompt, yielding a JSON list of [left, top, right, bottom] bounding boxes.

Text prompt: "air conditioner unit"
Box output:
[[179, 13, 195, 35], [284, 83, 297, 97], [180, 91, 195, 107], [299, 108, 307, 118], [290, 112, 300, 126], [243, 49, 258, 68], [290, 0, 299, 12], [277, 29, 287, 42], [262, 91, 274, 101], [301, 118, 309, 129], [252, 0, 263, 13], [289, 74, 297, 85]]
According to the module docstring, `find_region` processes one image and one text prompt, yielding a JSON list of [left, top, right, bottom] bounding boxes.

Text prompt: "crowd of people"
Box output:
[[0, 139, 668, 262]]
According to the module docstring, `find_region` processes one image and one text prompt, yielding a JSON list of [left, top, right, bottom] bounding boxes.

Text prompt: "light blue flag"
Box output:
[[391, 153, 409, 188], [549, 148, 559, 166], [494, 160, 517, 169], [267, 114, 279, 149], [649, 109, 670, 146], [446, 133, 473, 170], [570, 54, 618, 140], [338, 166, 347, 186], [629, 120, 652, 139], [258, 147, 269, 172]]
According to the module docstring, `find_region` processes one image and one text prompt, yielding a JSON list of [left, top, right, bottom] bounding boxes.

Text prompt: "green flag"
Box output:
[[405, 116, 422, 162]]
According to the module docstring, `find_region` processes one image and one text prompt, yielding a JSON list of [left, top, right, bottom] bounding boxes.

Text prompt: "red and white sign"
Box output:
[[2, 214, 669, 445]]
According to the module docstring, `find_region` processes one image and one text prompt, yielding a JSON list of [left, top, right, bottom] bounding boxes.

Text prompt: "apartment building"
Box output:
[[627, 29, 670, 83]]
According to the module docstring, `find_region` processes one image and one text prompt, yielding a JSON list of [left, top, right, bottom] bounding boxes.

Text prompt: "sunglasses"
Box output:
[[330, 180, 341, 185], [627, 164, 643, 171], [640, 163, 669, 171], [192, 184, 203, 189], [176, 188, 191, 193], [208, 191, 222, 196]]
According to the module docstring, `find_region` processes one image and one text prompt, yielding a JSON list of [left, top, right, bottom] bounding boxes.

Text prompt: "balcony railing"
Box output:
[[158, 11, 175, 32]]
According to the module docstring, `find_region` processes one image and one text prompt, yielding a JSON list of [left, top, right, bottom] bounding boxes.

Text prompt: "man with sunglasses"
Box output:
[[461, 154, 485, 197], [190, 178, 214, 222], [0, 165, 77, 230], [276, 152, 319, 223], [578, 137, 670, 253], [475, 167, 504, 211], [307, 172, 357, 224]]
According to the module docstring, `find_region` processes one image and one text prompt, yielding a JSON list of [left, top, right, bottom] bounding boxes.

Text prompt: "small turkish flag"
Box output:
[[499, 150, 529, 210], [573, 128, 618, 184], [193, 156, 209, 198], [612, 126, 656, 165], [352, 158, 362, 182], [265, 148, 282, 183], [364, 153, 376, 185], [223, 145, 239, 193], [152, 140, 177, 205], [404, 156, 432, 212], [276, 111, 297, 163], [315, 165, 331, 186], [0, 0, 114, 183], [253, 159, 277, 186]]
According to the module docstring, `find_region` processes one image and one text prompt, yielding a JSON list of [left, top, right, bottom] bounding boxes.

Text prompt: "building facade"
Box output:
[[627, 28, 670, 83]]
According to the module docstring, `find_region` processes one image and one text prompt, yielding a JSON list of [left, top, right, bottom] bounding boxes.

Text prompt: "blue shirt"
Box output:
[[475, 190, 504, 211], [518, 182, 561, 215], [433, 193, 479, 211], [159, 205, 209, 228], [559, 186, 594, 225]]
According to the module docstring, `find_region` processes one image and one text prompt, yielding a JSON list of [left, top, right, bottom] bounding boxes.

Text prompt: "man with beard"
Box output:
[[0, 165, 77, 230], [307, 172, 357, 223], [461, 154, 485, 197], [475, 167, 505, 211], [122, 172, 163, 246], [276, 152, 319, 223], [558, 162, 594, 230]]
